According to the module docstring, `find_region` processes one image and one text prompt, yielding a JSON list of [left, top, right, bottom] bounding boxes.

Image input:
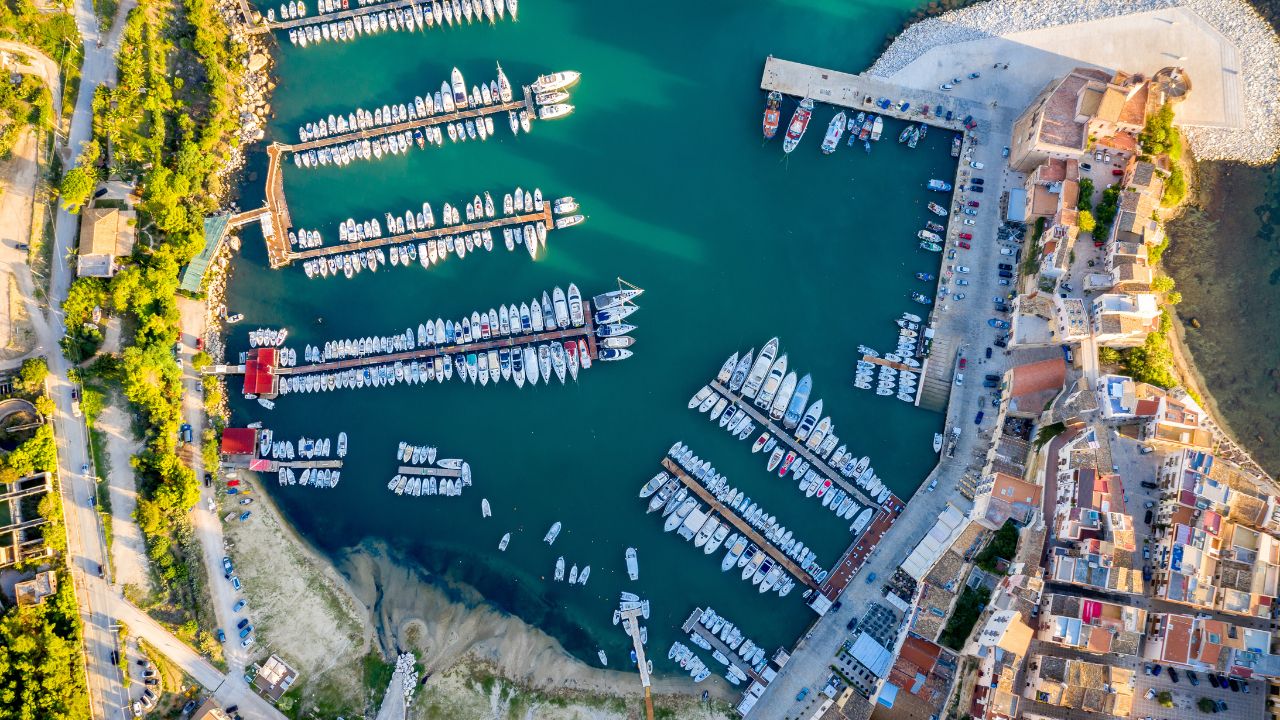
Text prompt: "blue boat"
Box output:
[[915, 272, 935, 282], [927, 179, 952, 192]]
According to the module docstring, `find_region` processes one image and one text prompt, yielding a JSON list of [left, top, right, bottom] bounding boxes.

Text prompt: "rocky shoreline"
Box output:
[[868, 0, 1280, 164]]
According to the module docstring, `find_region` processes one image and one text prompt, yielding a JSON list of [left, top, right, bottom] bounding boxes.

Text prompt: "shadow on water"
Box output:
[[226, 0, 951, 671]]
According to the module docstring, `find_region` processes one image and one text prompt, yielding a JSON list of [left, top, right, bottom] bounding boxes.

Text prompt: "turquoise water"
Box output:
[[226, 0, 950, 672]]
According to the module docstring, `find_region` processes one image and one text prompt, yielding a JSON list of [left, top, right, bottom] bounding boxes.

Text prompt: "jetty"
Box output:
[[660, 457, 819, 592], [619, 606, 655, 720], [680, 608, 768, 686], [706, 380, 878, 509], [227, 87, 541, 269], [288, 205, 552, 263], [244, 0, 515, 36], [224, 457, 343, 471], [397, 465, 461, 477]]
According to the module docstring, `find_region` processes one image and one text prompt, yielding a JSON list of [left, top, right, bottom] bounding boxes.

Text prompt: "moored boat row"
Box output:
[[279, 0, 519, 47]]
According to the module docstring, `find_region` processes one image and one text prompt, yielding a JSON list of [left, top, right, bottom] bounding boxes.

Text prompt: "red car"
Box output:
[[967, 201, 980, 208], [1112, 169, 1124, 176], [959, 358, 968, 369], [958, 232, 973, 240], [957, 241, 971, 249]]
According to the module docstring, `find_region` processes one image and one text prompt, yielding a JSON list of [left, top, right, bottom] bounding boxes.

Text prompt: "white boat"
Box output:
[[625, 547, 638, 580], [481, 499, 491, 517], [498, 533, 510, 551], [531, 70, 580, 93], [544, 521, 561, 544], [554, 556, 565, 581]]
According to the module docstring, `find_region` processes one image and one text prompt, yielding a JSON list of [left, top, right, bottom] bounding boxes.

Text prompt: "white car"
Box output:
[[969, 160, 984, 169], [999, 247, 1016, 256], [955, 278, 969, 286], [1094, 150, 1104, 161], [963, 218, 976, 225], [954, 373, 964, 386], [955, 265, 970, 273]]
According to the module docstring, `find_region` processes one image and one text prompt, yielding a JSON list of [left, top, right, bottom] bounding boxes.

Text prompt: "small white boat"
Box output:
[[481, 499, 491, 517], [498, 532, 510, 551], [625, 547, 638, 580], [544, 521, 561, 544]]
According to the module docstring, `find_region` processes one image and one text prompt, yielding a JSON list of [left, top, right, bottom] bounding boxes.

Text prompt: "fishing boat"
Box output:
[[927, 179, 952, 192], [538, 103, 574, 120], [951, 135, 962, 157], [820, 111, 846, 154], [915, 272, 936, 282], [554, 556, 565, 581], [782, 374, 812, 429], [498, 533, 510, 551], [911, 291, 933, 305], [625, 547, 638, 580], [927, 202, 948, 216], [926, 221, 945, 233], [782, 98, 813, 154], [762, 90, 781, 140], [918, 241, 942, 252], [917, 230, 941, 242], [933, 432, 944, 453], [870, 116, 883, 140], [337, 432, 347, 457], [741, 337, 779, 398], [544, 521, 561, 544]]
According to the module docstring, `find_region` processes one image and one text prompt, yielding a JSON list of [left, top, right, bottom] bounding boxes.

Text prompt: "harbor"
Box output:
[[243, 0, 520, 40]]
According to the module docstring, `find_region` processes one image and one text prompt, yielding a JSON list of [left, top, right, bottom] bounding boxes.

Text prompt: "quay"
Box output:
[[619, 606, 656, 720], [228, 87, 537, 269], [397, 465, 460, 477], [680, 608, 768, 686], [706, 380, 877, 509], [660, 457, 820, 592], [287, 205, 553, 262]]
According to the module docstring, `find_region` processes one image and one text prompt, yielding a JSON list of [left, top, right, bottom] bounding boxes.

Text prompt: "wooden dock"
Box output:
[[706, 380, 878, 509], [860, 354, 920, 374], [287, 205, 553, 262], [619, 607, 655, 720], [680, 608, 767, 686], [254, 88, 537, 269], [397, 465, 460, 477], [660, 457, 819, 591]]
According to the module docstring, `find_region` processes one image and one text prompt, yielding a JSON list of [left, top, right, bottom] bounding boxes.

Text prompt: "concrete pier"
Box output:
[[619, 606, 655, 720], [288, 205, 552, 262]]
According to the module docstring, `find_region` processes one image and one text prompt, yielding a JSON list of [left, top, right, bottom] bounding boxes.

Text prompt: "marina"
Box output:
[[679, 607, 770, 687], [244, 0, 520, 39]]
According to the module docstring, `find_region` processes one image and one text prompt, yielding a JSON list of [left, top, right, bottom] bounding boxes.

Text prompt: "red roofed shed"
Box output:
[[221, 428, 257, 457], [243, 348, 279, 397]]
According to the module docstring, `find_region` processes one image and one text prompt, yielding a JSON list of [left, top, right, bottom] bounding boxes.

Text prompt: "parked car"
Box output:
[[955, 266, 970, 273], [955, 279, 969, 286], [969, 185, 984, 193], [110, 650, 119, 664], [999, 247, 1016, 256], [237, 618, 250, 630], [1168, 667, 1180, 683], [997, 270, 1013, 279], [982, 379, 998, 389], [238, 625, 254, 639], [222, 556, 233, 577], [1144, 510, 1153, 524], [1140, 445, 1155, 455], [179, 423, 193, 443], [1094, 150, 1104, 161], [865, 572, 878, 585], [1228, 678, 1240, 692], [241, 636, 255, 648], [1112, 168, 1124, 176], [969, 161, 984, 169], [1001, 146, 1010, 158], [796, 688, 810, 702], [959, 357, 968, 369], [957, 241, 971, 249], [239, 511, 252, 522], [231, 575, 242, 591], [967, 201, 980, 208], [963, 218, 976, 225], [1188, 670, 1200, 686], [974, 411, 985, 425], [963, 208, 978, 216], [216, 629, 226, 643], [954, 373, 964, 386], [144, 678, 158, 687], [988, 319, 1009, 329], [958, 232, 973, 239], [972, 178, 984, 185], [1208, 673, 1220, 688], [1141, 480, 1159, 490], [1242, 681, 1251, 694], [997, 263, 1013, 271], [985, 347, 993, 359], [233, 599, 246, 612], [1081, 162, 1092, 171], [1148, 663, 1162, 676], [1214, 700, 1228, 712]]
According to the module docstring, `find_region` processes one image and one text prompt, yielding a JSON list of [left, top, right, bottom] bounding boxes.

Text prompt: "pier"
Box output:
[[619, 606, 655, 720], [241, 87, 539, 269], [225, 458, 344, 471], [680, 608, 768, 686], [397, 465, 461, 477], [660, 457, 819, 592], [706, 380, 878, 509], [287, 205, 552, 262], [244, 0, 513, 35]]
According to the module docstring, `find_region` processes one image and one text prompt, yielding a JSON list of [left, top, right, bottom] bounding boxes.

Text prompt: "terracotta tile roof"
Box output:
[[1009, 358, 1067, 398], [1161, 614, 1194, 665]]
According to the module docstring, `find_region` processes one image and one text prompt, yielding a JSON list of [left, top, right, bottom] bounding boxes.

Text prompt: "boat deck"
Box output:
[[660, 457, 819, 592], [706, 380, 877, 509], [680, 608, 768, 686], [288, 205, 552, 262], [271, 302, 600, 375]]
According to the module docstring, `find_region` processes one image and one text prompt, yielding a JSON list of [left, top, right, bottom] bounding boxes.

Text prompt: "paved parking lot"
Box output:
[[1132, 666, 1265, 720]]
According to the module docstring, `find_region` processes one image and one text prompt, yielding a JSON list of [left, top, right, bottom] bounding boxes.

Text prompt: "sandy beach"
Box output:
[[227, 481, 733, 719]]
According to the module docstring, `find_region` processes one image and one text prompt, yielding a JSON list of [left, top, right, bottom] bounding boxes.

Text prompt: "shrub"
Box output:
[[1077, 209, 1096, 234], [1163, 165, 1187, 206]]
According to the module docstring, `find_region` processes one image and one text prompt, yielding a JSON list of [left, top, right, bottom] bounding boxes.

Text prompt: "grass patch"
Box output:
[[95, 0, 120, 33], [362, 653, 395, 697], [975, 520, 1019, 573], [940, 585, 990, 650]]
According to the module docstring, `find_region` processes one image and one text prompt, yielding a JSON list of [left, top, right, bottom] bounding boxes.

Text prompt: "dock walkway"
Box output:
[[680, 608, 767, 686], [397, 465, 460, 477], [660, 458, 819, 592], [282, 94, 531, 153], [707, 380, 877, 509], [246, 0, 440, 34], [257, 459, 343, 471], [619, 607, 655, 720], [288, 206, 552, 262]]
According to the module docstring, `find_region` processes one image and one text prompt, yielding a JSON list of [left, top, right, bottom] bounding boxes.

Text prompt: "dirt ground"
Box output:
[[99, 401, 151, 591], [0, 131, 41, 364]]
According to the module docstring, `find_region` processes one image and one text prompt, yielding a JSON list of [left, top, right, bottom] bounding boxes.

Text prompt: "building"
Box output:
[[0, 473, 55, 568], [845, 632, 894, 698], [242, 348, 279, 399], [220, 428, 258, 463], [1008, 68, 1152, 173], [872, 635, 958, 720], [252, 654, 299, 702], [1090, 293, 1161, 347], [190, 699, 232, 720], [1037, 593, 1146, 657], [972, 472, 1043, 530], [14, 570, 57, 606], [971, 610, 1034, 720], [76, 207, 137, 278], [1023, 655, 1135, 715], [1095, 375, 1213, 448], [1151, 450, 1280, 619], [1002, 357, 1067, 417], [1144, 613, 1280, 680]]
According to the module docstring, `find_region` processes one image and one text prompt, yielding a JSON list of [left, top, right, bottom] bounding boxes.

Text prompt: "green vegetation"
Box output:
[[1139, 103, 1182, 161], [1119, 311, 1177, 388], [1077, 177, 1094, 211], [1152, 275, 1175, 293], [1034, 421, 1066, 447], [57, 140, 100, 213], [1098, 347, 1122, 365], [0, 71, 52, 158], [1093, 185, 1121, 242], [1077, 209, 1096, 234], [60, 277, 108, 362], [975, 520, 1019, 573], [939, 585, 990, 650], [1163, 164, 1187, 207], [0, 0, 82, 121], [1158, 691, 1174, 708], [362, 653, 396, 697], [1198, 697, 1215, 713], [0, 570, 90, 720], [95, 0, 120, 33], [1149, 235, 1170, 264]]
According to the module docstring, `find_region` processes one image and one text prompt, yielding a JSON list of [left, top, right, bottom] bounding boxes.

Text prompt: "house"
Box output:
[[14, 570, 57, 606], [242, 348, 279, 399], [1038, 593, 1146, 657], [972, 472, 1043, 530], [1008, 68, 1152, 173], [1023, 655, 1134, 715], [220, 428, 258, 463], [872, 636, 958, 720], [1096, 376, 1212, 448], [76, 207, 136, 278], [253, 654, 299, 702], [1144, 613, 1280, 679], [1002, 357, 1067, 417], [971, 611, 1034, 720], [190, 699, 232, 720], [1090, 293, 1161, 347]]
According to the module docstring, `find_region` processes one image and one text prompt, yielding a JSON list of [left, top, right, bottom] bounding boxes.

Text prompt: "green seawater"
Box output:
[[226, 0, 953, 673]]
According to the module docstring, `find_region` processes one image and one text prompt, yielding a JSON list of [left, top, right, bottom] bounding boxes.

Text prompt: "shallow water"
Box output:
[[226, 0, 956, 674]]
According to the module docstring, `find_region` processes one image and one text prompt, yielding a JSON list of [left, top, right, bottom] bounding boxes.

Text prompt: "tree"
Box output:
[[16, 358, 48, 395], [57, 141, 102, 213], [1077, 178, 1094, 211], [1139, 103, 1182, 160], [1151, 276, 1176, 293], [1098, 347, 1122, 365], [1163, 165, 1187, 207], [1166, 291, 1182, 306], [1077, 210, 1096, 234]]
